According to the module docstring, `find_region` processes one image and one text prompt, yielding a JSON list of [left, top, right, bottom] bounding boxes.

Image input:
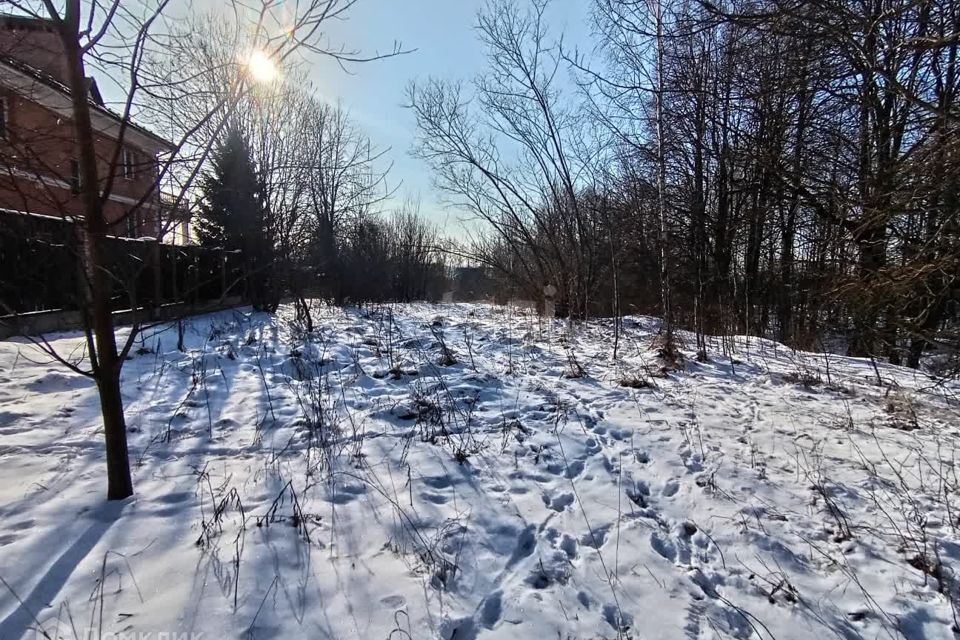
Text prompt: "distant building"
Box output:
[[0, 14, 175, 239], [158, 193, 193, 245]]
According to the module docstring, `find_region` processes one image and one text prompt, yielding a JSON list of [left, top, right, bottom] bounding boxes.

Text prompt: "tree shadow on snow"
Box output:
[[0, 500, 126, 640]]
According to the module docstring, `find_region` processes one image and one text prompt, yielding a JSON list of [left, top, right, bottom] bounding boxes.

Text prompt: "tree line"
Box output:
[[0, 0, 423, 500], [410, 0, 960, 371], [7, 0, 957, 501], [159, 15, 449, 329]]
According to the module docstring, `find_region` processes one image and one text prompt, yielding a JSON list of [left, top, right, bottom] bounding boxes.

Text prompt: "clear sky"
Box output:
[[284, 0, 595, 232], [147, 0, 593, 233], [14, 1, 597, 233]]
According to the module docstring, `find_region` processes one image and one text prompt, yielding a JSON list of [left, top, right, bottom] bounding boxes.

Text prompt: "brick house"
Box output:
[[0, 13, 175, 239]]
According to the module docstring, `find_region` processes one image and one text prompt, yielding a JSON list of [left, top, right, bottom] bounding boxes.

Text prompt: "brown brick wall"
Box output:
[[0, 19, 69, 85], [0, 86, 162, 237]]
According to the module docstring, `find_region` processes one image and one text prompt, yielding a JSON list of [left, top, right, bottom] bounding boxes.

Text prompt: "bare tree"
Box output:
[[2, 0, 406, 499], [410, 0, 607, 319]]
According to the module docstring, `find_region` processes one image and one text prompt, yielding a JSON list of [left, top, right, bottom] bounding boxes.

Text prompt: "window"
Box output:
[[70, 159, 81, 194], [126, 211, 139, 238], [122, 147, 136, 180]]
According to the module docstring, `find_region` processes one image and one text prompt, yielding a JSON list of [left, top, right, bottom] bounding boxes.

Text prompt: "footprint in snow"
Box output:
[[608, 428, 631, 441], [545, 460, 566, 476], [440, 617, 477, 640], [543, 491, 575, 512], [480, 590, 503, 628], [525, 549, 573, 588], [679, 447, 704, 472], [421, 492, 450, 505], [380, 594, 405, 608], [325, 482, 366, 504], [564, 459, 585, 479], [602, 455, 618, 474], [580, 523, 612, 549], [421, 475, 453, 489], [506, 524, 537, 567], [8, 519, 34, 531], [626, 480, 650, 507], [662, 480, 680, 497], [652, 522, 700, 565], [650, 530, 681, 563], [560, 533, 578, 559], [603, 604, 634, 633]]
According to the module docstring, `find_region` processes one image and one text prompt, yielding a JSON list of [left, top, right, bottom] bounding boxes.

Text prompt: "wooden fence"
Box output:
[[0, 211, 244, 333]]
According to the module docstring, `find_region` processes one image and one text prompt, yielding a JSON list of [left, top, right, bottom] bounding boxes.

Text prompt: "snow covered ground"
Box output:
[[1, 302, 959, 639]]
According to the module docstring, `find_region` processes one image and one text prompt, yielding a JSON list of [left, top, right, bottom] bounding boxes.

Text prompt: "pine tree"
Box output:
[[195, 127, 278, 310], [195, 127, 262, 250]]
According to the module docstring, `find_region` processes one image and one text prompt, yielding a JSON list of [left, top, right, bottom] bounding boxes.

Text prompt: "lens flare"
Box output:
[[247, 49, 278, 83]]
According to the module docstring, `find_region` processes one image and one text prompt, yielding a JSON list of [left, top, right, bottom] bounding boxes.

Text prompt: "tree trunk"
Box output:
[[654, 0, 672, 343], [97, 365, 134, 499], [61, 0, 134, 499]]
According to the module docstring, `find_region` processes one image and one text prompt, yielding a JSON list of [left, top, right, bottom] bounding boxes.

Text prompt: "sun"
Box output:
[[247, 49, 278, 83]]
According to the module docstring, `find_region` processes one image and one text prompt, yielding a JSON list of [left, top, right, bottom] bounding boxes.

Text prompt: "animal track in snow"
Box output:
[[626, 480, 650, 507], [440, 616, 477, 640], [8, 519, 34, 531], [564, 459, 585, 479], [650, 530, 682, 563]]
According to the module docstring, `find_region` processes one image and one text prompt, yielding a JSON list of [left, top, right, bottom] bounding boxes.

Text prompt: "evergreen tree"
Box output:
[[195, 127, 261, 250], [195, 127, 278, 310]]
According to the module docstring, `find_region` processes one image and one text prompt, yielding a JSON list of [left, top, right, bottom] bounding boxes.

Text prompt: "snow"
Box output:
[[0, 302, 959, 639]]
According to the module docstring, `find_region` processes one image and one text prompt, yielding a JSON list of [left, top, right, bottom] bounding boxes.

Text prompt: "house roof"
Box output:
[[0, 55, 175, 153], [0, 13, 174, 154], [0, 13, 58, 34]]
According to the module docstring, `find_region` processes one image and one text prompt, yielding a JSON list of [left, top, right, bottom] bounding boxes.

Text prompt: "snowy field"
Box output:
[[1, 303, 959, 639]]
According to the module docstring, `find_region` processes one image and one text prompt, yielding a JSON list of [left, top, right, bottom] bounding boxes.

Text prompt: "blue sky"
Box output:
[[160, 0, 593, 231], [292, 0, 595, 230], [302, 0, 493, 228], [17, 1, 596, 232]]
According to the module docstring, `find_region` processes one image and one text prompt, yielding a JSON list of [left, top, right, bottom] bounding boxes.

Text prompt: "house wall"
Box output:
[[0, 84, 162, 237], [0, 15, 166, 238], [0, 17, 70, 85]]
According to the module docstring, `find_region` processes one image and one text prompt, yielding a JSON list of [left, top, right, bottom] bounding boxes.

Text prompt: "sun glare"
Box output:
[[247, 49, 278, 83]]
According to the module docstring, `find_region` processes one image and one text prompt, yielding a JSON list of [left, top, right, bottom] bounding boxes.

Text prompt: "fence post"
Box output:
[[150, 238, 162, 320], [170, 245, 178, 306]]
